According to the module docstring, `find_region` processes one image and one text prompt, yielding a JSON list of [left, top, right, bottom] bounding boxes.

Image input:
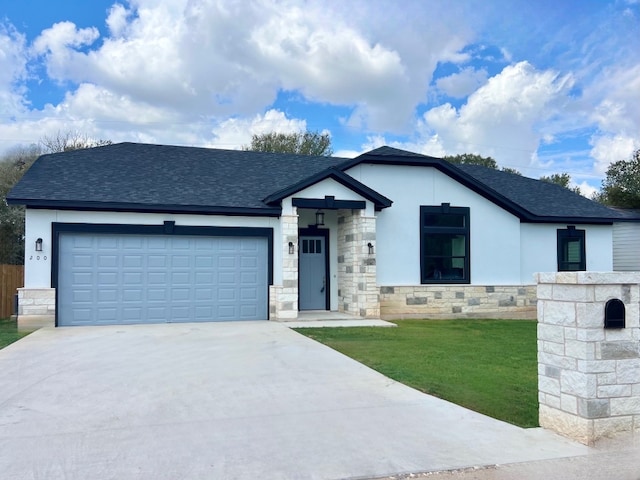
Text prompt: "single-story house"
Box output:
[[7, 143, 634, 328]]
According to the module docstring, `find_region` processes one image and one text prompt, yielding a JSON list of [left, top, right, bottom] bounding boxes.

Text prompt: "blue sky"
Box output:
[[1, 0, 639, 195]]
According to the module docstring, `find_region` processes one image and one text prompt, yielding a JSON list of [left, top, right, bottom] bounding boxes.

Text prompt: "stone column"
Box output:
[[537, 272, 640, 445], [337, 209, 379, 318], [270, 213, 299, 320]]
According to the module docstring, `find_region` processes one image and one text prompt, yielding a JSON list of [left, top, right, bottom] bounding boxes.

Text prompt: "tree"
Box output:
[[0, 133, 112, 264], [501, 167, 522, 175], [539, 173, 581, 195], [443, 153, 498, 169], [0, 145, 41, 264], [243, 131, 333, 156], [40, 131, 112, 153], [594, 149, 640, 208], [443, 153, 522, 175]]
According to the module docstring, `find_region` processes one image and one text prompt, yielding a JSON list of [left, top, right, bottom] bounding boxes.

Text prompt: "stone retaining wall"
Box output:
[[537, 272, 640, 445], [379, 285, 537, 319]]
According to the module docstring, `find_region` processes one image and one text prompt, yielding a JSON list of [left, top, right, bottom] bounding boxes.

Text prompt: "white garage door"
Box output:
[[58, 233, 268, 326]]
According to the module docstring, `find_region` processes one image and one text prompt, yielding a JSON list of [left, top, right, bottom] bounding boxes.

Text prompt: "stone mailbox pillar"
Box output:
[[536, 272, 640, 445]]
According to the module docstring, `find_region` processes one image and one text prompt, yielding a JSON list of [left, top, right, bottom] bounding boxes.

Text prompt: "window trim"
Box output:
[[557, 226, 586, 271], [420, 204, 470, 284]]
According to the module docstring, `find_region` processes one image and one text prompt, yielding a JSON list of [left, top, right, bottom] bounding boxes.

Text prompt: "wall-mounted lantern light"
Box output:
[[315, 209, 325, 226], [35, 238, 43, 252], [288, 241, 295, 255], [367, 242, 374, 255]]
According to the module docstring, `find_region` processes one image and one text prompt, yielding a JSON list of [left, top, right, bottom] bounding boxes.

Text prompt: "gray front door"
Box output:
[[299, 235, 327, 310]]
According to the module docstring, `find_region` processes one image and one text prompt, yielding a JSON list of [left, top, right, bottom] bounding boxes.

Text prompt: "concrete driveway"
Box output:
[[0, 321, 590, 480]]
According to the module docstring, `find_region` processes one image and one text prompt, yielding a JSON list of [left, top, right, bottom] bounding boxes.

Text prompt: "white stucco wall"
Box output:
[[345, 164, 522, 285], [24, 209, 281, 289], [281, 178, 375, 216], [520, 223, 613, 283]]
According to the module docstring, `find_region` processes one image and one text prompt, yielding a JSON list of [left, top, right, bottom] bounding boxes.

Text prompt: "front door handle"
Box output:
[[321, 276, 325, 293]]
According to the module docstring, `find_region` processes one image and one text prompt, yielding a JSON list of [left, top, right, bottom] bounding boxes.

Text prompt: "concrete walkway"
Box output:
[[0, 321, 594, 480]]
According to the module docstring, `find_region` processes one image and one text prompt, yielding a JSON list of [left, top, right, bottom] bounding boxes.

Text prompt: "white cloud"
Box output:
[[12, 0, 476, 136], [0, 23, 28, 116], [106, 3, 132, 38], [208, 109, 308, 150], [436, 67, 488, 98], [574, 181, 599, 199], [0, 0, 637, 191], [418, 62, 575, 173], [31, 21, 99, 80], [590, 134, 640, 175]]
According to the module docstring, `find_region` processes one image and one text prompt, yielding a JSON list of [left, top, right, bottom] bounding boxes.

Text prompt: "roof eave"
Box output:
[[263, 168, 392, 210], [521, 216, 615, 225], [12, 199, 282, 217]]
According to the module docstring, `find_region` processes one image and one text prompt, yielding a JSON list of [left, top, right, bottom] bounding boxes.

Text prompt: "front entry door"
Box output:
[[299, 234, 328, 310]]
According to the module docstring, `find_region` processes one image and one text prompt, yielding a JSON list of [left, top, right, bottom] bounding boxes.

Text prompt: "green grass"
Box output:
[[0, 318, 30, 350], [296, 319, 539, 428]]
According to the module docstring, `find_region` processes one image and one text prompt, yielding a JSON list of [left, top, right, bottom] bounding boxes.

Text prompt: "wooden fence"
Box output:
[[0, 265, 23, 318]]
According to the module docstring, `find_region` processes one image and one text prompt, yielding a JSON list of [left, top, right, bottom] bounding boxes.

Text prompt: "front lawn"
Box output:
[[296, 319, 538, 428], [0, 318, 30, 349]]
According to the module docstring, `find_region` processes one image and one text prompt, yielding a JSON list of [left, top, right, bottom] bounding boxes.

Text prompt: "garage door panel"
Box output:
[[123, 255, 143, 267], [147, 288, 165, 301], [73, 254, 93, 267], [171, 272, 190, 284], [216, 305, 236, 320], [123, 289, 143, 301], [98, 289, 117, 302], [148, 255, 166, 267], [58, 233, 268, 326], [123, 308, 143, 321], [98, 272, 118, 285], [148, 237, 168, 249]]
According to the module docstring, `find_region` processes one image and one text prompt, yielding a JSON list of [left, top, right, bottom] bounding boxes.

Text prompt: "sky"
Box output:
[[1, 0, 639, 195]]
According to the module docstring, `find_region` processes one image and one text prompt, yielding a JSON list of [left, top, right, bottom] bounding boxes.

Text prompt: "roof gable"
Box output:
[[338, 147, 625, 224], [263, 167, 392, 210]]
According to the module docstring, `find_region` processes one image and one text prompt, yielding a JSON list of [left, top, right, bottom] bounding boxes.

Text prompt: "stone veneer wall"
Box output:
[[336, 209, 379, 318], [537, 272, 640, 445], [379, 285, 537, 319], [269, 213, 299, 320], [17, 288, 55, 330]]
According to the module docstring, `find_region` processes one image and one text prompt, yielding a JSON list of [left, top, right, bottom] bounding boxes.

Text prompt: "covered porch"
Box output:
[[269, 200, 380, 321]]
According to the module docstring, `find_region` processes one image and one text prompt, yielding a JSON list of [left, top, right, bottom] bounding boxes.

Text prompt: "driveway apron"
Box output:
[[0, 322, 589, 480]]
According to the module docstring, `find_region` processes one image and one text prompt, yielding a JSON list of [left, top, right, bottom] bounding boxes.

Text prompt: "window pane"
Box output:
[[424, 234, 466, 256], [420, 205, 470, 284], [424, 257, 466, 280], [424, 213, 465, 228], [557, 229, 585, 272], [565, 238, 581, 262], [302, 240, 308, 254], [316, 240, 322, 254]]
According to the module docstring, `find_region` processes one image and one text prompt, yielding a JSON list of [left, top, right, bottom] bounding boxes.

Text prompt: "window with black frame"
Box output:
[[420, 205, 470, 283], [557, 226, 585, 271]]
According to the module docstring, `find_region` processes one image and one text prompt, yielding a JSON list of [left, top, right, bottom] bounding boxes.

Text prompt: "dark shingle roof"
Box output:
[[454, 164, 626, 222], [7, 143, 345, 215], [8, 142, 629, 223]]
